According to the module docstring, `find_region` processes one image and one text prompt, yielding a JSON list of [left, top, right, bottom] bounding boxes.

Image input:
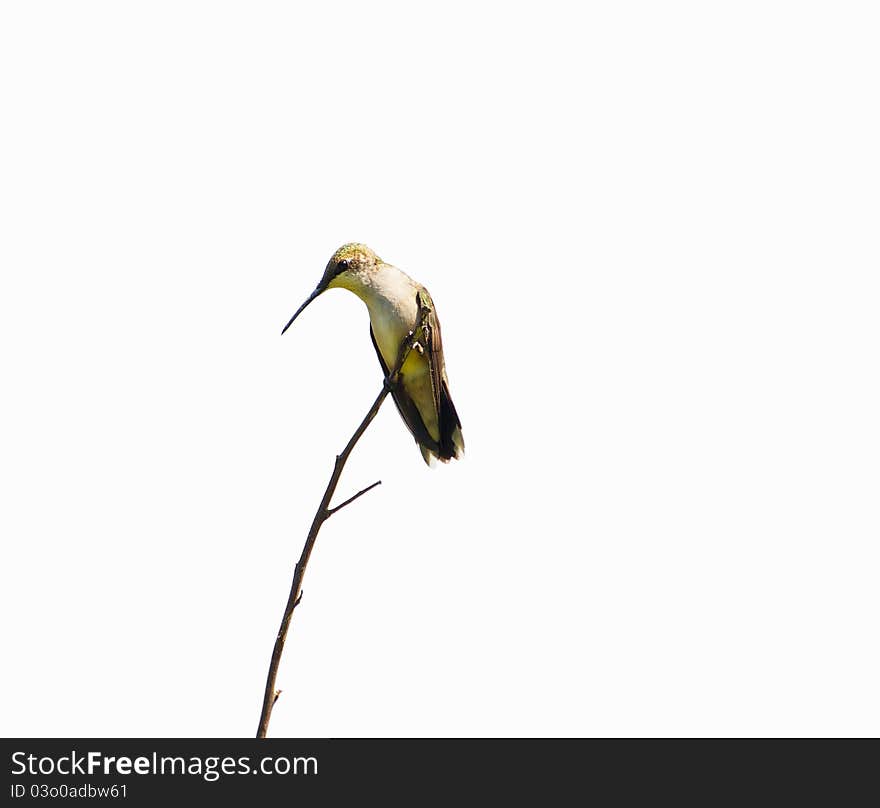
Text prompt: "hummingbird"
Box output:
[[282, 243, 464, 466]]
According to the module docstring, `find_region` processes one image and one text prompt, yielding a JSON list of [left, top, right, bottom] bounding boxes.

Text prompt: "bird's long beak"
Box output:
[[281, 287, 323, 335]]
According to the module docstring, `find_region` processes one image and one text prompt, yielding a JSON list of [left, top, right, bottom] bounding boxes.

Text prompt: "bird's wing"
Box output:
[[419, 290, 463, 460], [417, 290, 443, 417]]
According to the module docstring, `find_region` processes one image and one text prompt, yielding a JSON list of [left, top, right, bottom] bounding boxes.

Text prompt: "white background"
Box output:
[[2, 2, 878, 738]]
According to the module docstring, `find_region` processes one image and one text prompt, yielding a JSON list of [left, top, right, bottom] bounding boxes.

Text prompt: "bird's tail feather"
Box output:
[[436, 381, 464, 463]]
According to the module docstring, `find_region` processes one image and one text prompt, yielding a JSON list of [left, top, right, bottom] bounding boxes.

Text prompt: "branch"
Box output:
[[256, 298, 431, 738], [326, 480, 382, 517]]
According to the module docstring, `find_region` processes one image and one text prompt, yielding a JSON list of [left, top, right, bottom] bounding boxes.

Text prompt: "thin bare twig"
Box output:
[[256, 300, 430, 738], [326, 480, 383, 517]]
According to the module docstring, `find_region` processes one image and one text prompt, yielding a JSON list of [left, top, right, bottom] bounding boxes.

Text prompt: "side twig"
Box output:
[[256, 300, 430, 738], [326, 480, 382, 517]]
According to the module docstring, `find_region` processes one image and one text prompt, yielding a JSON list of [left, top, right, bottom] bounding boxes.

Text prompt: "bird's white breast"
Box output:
[[360, 265, 421, 370]]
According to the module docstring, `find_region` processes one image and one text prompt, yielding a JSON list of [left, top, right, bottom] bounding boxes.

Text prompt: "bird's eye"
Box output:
[[334, 260, 349, 276]]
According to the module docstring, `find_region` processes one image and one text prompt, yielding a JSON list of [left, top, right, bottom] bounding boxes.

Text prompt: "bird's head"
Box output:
[[281, 243, 381, 335]]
